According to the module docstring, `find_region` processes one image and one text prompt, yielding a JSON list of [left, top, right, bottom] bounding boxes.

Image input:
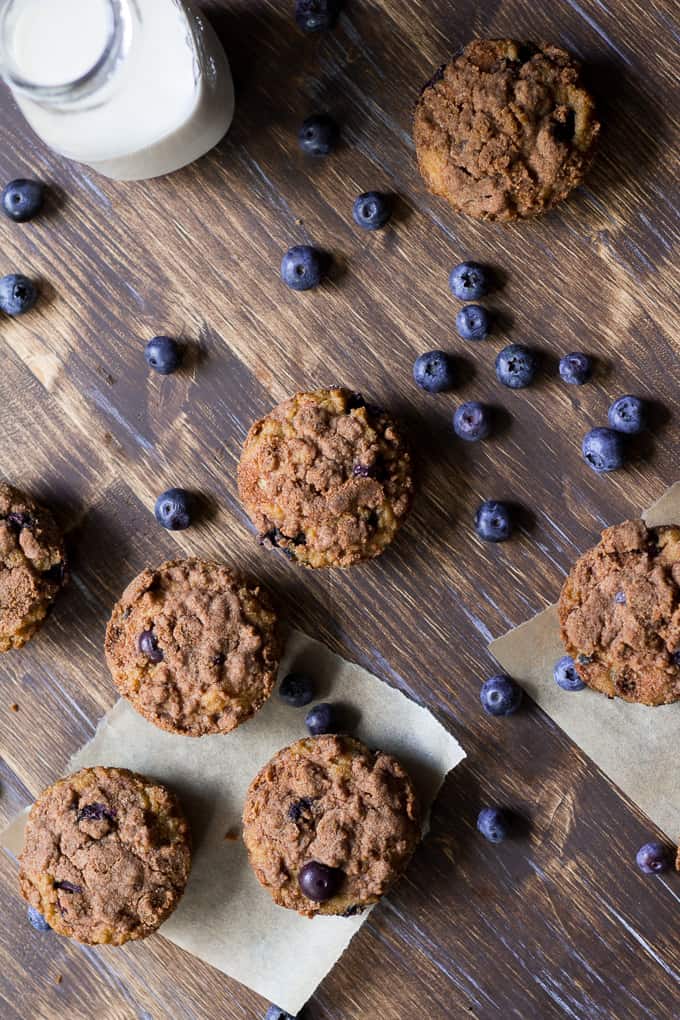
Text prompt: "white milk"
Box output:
[[0, 0, 235, 180]]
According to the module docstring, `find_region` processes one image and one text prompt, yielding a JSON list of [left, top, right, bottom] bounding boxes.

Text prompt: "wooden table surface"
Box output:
[[1, 1, 678, 1018]]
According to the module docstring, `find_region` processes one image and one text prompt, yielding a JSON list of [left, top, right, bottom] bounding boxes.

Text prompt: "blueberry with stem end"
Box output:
[[413, 350, 456, 393], [353, 191, 392, 231], [480, 674, 522, 716], [635, 841, 671, 875], [154, 488, 192, 530], [281, 245, 327, 290], [559, 352, 592, 385], [608, 395, 647, 435], [299, 114, 338, 156], [453, 401, 491, 442], [582, 428, 625, 473], [553, 655, 586, 691], [449, 261, 490, 301], [475, 501, 513, 543], [145, 336, 182, 375], [279, 672, 314, 707], [0, 273, 38, 315], [2, 179, 44, 222], [495, 344, 537, 388], [456, 305, 489, 341]]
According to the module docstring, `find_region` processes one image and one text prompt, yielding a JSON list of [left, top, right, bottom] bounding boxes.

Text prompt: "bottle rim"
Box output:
[[0, 0, 129, 103]]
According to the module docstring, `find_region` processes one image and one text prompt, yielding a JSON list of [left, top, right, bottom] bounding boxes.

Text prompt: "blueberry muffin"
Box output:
[[243, 735, 421, 917], [0, 481, 66, 651], [105, 559, 280, 736], [558, 520, 680, 705], [237, 388, 414, 568], [19, 766, 191, 945], [414, 39, 600, 221]]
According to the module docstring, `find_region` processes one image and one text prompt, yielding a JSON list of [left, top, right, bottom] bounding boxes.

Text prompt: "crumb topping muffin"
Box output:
[[414, 39, 600, 221], [0, 481, 67, 651], [105, 559, 280, 736], [237, 387, 414, 568], [558, 520, 680, 706], [243, 734, 421, 917], [19, 766, 191, 946]]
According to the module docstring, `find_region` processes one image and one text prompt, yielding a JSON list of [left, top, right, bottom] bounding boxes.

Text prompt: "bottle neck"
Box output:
[[0, 0, 132, 107]]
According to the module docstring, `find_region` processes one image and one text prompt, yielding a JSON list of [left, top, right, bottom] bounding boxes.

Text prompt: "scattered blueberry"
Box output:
[[2, 179, 44, 222], [154, 488, 192, 530], [0, 273, 38, 316], [299, 114, 338, 156], [480, 674, 523, 717], [477, 807, 510, 844], [635, 841, 671, 875], [144, 336, 182, 375], [449, 261, 490, 302], [305, 702, 336, 735], [281, 245, 326, 290], [456, 305, 489, 342], [279, 672, 314, 707], [298, 860, 344, 901], [475, 501, 513, 543], [27, 906, 51, 932], [559, 352, 592, 385], [608, 395, 647, 435], [453, 401, 491, 442], [495, 344, 537, 388], [553, 655, 586, 691], [138, 629, 163, 663], [295, 0, 342, 32], [413, 350, 456, 393], [265, 1006, 296, 1020], [353, 191, 392, 231], [582, 427, 625, 473]]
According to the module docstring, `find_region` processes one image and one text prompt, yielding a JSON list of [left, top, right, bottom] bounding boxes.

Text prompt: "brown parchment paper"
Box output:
[[1, 630, 464, 1015], [490, 483, 680, 841]]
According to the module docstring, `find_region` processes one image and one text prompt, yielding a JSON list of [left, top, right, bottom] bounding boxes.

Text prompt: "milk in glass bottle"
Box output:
[[0, 0, 235, 180]]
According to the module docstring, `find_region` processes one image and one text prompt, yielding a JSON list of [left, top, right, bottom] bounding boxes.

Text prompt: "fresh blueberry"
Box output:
[[453, 401, 491, 442], [281, 245, 326, 290], [635, 841, 671, 875], [353, 191, 392, 231], [138, 629, 163, 663], [144, 336, 182, 375], [559, 352, 592, 385], [279, 672, 314, 707], [299, 114, 338, 156], [265, 1007, 296, 1020], [480, 674, 522, 717], [0, 273, 38, 316], [477, 807, 510, 844], [298, 860, 344, 901], [154, 488, 192, 530], [449, 261, 490, 301], [27, 906, 51, 932], [495, 344, 537, 388], [553, 655, 586, 691], [2, 179, 44, 222], [305, 702, 336, 735], [608, 395, 647, 435], [582, 427, 625, 473], [295, 0, 342, 32], [456, 305, 489, 342], [475, 501, 513, 543], [413, 350, 456, 393]]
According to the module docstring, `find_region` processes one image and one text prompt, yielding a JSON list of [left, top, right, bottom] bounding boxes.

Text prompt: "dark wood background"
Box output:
[[0, 1, 678, 1018]]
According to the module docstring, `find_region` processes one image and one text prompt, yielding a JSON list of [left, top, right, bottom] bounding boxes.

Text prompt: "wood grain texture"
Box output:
[[0, 1, 678, 1018]]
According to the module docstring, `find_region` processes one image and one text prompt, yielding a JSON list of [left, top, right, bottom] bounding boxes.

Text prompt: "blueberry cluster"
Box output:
[[582, 395, 648, 474]]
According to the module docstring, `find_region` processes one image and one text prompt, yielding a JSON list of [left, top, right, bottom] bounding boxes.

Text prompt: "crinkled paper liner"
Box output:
[[490, 482, 680, 841], [2, 630, 465, 1015]]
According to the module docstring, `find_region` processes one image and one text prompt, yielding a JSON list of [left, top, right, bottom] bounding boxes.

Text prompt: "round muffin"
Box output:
[[105, 558, 280, 736], [19, 766, 191, 945], [558, 520, 680, 706], [0, 481, 67, 651], [237, 387, 414, 568], [414, 39, 600, 222], [242, 735, 421, 917]]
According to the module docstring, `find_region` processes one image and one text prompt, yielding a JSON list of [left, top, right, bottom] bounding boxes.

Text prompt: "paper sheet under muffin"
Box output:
[[1, 630, 464, 1015], [490, 482, 680, 841]]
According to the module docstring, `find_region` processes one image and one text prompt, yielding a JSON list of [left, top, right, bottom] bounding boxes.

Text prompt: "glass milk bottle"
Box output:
[[0, 0, 235, 180]]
